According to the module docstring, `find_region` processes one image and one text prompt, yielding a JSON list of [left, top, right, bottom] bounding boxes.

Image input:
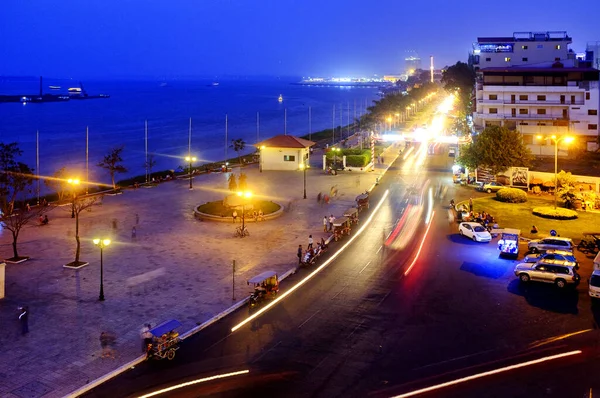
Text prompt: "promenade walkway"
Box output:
[[0, 143, 400, 398]]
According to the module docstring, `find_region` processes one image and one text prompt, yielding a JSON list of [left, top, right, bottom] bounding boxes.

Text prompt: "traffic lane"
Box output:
[[85, 173, 416, 398], [349, 203, 598, 396]]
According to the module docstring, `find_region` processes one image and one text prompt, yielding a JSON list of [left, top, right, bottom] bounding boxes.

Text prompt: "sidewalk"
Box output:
[[0, 149, 399, 398]]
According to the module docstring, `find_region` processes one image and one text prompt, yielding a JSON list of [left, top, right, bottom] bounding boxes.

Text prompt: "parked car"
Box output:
[[528, 237, 574, 253], [514, 261, 580, 289], [589, 270, 600, 299], [523, 249, 579, 269], [476, 181, 504, 193], [458, 222, 492, 242]]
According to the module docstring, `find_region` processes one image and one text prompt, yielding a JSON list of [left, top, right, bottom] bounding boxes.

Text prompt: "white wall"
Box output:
[[261, 147, 308, 171]]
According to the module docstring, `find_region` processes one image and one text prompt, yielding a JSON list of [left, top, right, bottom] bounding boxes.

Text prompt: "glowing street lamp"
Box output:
[[536, 135, 574, 209], [68, 178, 80, 218], [93, 238, 111, 301], [185, 156, 197, 190], [236, 191, 253, 236]]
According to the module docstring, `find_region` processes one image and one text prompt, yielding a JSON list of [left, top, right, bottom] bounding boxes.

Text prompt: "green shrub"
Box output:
[[532, 207, 578, 220], [496, 188, 528, 203], [345, 155, 369, 167]]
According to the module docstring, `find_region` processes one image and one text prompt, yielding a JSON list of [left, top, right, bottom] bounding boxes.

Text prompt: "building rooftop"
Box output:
[[255, 135, 316, 149], [477, 31, 571, 43]]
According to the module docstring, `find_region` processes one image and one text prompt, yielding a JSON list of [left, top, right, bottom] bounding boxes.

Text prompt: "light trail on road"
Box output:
[[231, 189, 390, 332], [136, 369, 250, 398]]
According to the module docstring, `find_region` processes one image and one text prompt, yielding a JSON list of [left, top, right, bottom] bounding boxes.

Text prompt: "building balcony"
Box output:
[[475, 113, 568, 121], [477, 99, 585, 106]]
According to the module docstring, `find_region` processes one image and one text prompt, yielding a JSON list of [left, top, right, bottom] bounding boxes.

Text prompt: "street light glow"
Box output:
[[237, 191, 252, 199], [68, 178, 80, 185], [185, 156, 197, 162], [93, 238, 111, 247]]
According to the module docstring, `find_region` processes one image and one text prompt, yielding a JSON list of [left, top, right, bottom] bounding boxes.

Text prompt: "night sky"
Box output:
[[1, 0, 599, 79]]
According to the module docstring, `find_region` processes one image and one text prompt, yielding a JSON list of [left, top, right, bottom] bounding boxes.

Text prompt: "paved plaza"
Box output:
[[0, 143, 399, 398]]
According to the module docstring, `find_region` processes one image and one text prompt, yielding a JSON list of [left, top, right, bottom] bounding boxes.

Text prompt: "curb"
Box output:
[[193, 202, 285, 222]]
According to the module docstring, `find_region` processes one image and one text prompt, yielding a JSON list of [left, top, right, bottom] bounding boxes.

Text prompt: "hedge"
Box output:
[[532, 207, 578, 220], [495, 188, 528, 203]]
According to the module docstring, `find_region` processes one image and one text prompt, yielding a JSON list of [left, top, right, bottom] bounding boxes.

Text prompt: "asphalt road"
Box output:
[[86, 146, 600, 398]]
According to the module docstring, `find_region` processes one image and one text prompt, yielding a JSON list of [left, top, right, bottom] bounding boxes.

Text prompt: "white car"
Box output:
[[458, 222, 492, 242]]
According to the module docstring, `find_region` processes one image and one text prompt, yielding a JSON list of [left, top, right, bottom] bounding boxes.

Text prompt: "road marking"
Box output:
[[391, 350, 582, 398], [308, 356, 329, 375], [359, 261, 372, 274], [413, 348, 497, 371], [377, 291, 391, 306], [252, 340, 282, 363], [376, 246, 383, 254], [137, 370, 250, 398], [347, 320, 364, 339], [331, 286, 346, 300], [298, 310, 321, 329]]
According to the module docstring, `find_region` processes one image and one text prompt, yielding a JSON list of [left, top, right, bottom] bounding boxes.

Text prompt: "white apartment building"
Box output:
[[474, 63, 600, 153], [472, 31, 573, 70]]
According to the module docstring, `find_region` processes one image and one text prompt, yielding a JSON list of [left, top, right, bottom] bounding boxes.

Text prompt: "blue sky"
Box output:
[[1, 0, 599, 79]]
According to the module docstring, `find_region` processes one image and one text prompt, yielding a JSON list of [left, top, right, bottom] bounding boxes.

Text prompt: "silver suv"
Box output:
[[527, 237, 573, 253], [514, 261, 580, 289], [523, 249, 579, 269]]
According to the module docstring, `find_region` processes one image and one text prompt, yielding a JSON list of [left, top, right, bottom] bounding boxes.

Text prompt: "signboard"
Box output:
[[510, 167, 529, 188], [479, 43, 514, 53]]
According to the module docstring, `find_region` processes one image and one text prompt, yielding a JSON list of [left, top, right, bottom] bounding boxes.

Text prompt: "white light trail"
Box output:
[[231, 189, 391, 332], [391, 350, 582, 398], [136, 369, 250, 398]]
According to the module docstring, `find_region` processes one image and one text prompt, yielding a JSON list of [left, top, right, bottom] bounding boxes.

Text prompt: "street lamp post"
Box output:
[[236, 191, 252, 237], [185, 156, 197, 190], [536, 134, 574, 209], [68, 178, 80, 218], [93, 238, 111, 301], [299, 157, 308, 199]]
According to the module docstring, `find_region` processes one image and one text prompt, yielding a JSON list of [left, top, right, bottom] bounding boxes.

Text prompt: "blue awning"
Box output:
[[149, 319, 182, 337]]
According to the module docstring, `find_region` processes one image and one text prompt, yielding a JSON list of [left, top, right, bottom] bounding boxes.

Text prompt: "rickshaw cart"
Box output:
[[343, 207, 359, 225], [333, 217, 351, 241], [248, 270, 279, 307], [498, 228, 520, 258], [356, 193, 369, 211], [147, 319, 182, 361]]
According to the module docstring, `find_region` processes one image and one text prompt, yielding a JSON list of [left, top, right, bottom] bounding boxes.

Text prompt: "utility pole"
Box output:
[[232, 260, 236, 301]]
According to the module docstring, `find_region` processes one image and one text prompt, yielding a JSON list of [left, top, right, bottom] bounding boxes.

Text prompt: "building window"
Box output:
[[589, 124, 598, 130], [489, 94, 498, 100], [556, 45, 561, 50], [522, 45, 528, 50], [505, 57, 511, 62], [485, 57, 491, 62], [589, 110, 598, 115], [489, 108, 498, 114], [522, 57, 528, 62], [586, 92, 591, 100], [537, 95, 546, 101], [283, 155, 295, 161], [519, 109, 528, 115], [537, 109, 547, 115], [519, 95, 528, 101], [537, 44, 543, 49], [555, 57, 561, 61], [519, 122, 529, 125]]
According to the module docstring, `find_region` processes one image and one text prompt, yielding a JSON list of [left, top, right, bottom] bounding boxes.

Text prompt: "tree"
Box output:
[[228, 173, 237, 192], [0, 142, 43, 260], [69, 196, 97, 266], [44, 167, 70, 201], [2, 205, 49, 260], [230, 139, 246, 174], [556, 170, 577, 208], [238, 173, 248, 191], [98, 146, 127, 189], [442, 61, 475, 114], [144, 154, 156, 183], [456, 125, 532, 175]]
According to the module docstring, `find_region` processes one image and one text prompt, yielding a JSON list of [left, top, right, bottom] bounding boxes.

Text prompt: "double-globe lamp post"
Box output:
[[68, 178, 80, 218], [236, 190, 252, 235], [93, 238, 111, 301], [185, 156, 197, 190], [536, 134, 574, 209], [299, 154, 308, 199]]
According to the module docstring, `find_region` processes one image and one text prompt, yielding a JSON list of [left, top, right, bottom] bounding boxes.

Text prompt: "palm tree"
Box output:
[[230, 138, 246, 174]]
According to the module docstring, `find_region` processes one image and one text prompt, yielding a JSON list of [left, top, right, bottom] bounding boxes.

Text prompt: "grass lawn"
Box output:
[[197, 200, 281, 217], [471, 195, 600, 242]]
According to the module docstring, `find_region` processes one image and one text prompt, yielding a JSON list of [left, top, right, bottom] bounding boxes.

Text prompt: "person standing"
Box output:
[[141, 324, 153, 353], [308, 235, 313, 250], [328, 215, 335, 232], [317, 192, 322, 204], [323, 216, 328, 232], [232, 210, 238, 223], [18, 307, 29, 335], [297, 245, 303, 265], [469, 197, 473, 213]]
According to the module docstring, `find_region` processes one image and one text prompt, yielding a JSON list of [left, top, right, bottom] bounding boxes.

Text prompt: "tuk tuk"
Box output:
[[333, 216, 351, 241], [247, 270, 279, 307], [356, 192, 369, 211], [343, 207, 359, 225], [498, 228, 520, 258], [146, 319, 182, 361]]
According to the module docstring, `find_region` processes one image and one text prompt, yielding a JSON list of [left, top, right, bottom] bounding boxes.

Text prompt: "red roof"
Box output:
[[255, 135, 315, 148]]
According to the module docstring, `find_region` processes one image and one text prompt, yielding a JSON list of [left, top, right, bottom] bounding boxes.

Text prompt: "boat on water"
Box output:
[[49, 86, 61, 90], [278, 94, 283, 103], [212, 82, 219, 86]]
